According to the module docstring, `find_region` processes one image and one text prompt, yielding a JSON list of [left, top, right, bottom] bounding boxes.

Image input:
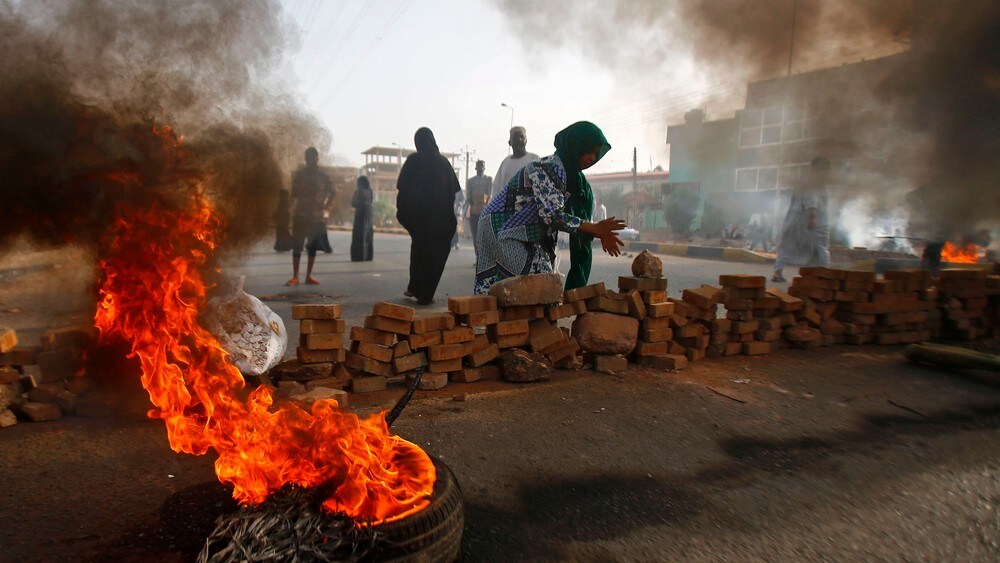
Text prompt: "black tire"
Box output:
[[372, 456, 464, 562]]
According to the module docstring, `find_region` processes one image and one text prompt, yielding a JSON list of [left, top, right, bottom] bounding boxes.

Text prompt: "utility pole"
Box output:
[[771, 0, 798, 248], [632, 147, 638, 228]]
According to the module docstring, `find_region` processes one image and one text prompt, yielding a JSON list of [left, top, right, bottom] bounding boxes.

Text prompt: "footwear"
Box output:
[[403, 290, 415, 298], [771, 274, 786, 283], [285, 277, 299, 286], [305, 277, 319, 285]]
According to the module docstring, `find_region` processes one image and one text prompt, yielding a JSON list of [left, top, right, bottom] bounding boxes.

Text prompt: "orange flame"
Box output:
[[941, 241, 979, 264], [92, 129, 434, 522]]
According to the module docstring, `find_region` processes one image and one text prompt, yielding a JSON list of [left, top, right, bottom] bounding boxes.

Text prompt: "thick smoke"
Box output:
[[494, 0, 999, 246], [0, 0, 328, 254]]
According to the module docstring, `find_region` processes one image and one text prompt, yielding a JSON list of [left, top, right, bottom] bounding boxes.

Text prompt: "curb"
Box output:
[[626, 241, 774, 264]]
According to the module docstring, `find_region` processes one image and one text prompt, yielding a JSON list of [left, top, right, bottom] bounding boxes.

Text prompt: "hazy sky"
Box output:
[[279, 0, 905, 178], [280, 0, 713, 176]]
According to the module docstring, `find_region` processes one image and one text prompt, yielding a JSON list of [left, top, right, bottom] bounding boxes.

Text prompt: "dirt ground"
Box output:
[[2, 343, 1000, 562]]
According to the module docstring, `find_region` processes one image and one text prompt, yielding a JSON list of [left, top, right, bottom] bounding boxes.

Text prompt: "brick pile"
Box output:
[[619, 274, 685, 370], [1, 326, 102, 427], [714, 275, 798, 357], [937, 268, 995, 340]]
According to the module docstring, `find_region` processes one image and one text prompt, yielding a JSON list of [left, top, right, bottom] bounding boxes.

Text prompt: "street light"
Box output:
[[500, 102, 514, 128]]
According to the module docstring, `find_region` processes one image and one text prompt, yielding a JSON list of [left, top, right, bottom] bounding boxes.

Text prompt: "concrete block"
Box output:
[[489, 273, 564, 306]]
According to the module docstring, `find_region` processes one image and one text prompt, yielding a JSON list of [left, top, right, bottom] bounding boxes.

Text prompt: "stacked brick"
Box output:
[[937, 268, 994, 340], [616, 275, 685, 370], [714, 275, 799, 357], [1, 326, 102, 427], [294, 304, 347, 365], [670, 284, 721, 363]]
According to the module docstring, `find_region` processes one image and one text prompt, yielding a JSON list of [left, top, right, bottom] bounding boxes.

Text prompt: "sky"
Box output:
[[280, 0, 709, 177]]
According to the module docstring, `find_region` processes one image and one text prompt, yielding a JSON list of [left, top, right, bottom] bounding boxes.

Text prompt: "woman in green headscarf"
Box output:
[[474, 121, 626, 294]]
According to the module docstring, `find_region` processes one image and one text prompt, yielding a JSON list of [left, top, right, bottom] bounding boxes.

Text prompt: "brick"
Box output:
[[411, 313, 456, 334], [20, 401, 62, 422], [677, 334, 711, 349], [593, 354, 628, 373], [300, 319, 346, 335], [407, 331, 442, 349], [305, 377, 346, 391], [349, 327, 396, 346], [622, 290, 646, 320], [564, 282, 607, 303], [393, 340, 412, 358], [0, 366, 19, 384], [792, 276, 841, 290], [351, 375, 387, 393], [36, 347, 84, 382], [709, 319, 732, 334], [0, 346, 38, 366], [448, 295, 498, 315], [682, 285, 723, 309], [800, 308, 822, 327], [344, 352, 392, 376], [356, 342, 394, 363], [373, 302, 416, 322], [640, 328, 674, 342], [442, 326, 475, 344], [727, 310, 753, 321], [466, 334, 491, 355], [723, 287, 766, 300], [529, 321, 565, 352], [642, 354, 687, 370], [724, 298, 754, 311], [364, 315, 412, 335], [291, 387, 350, 407], [765, 288, 804, 311], [450, 368, 482, 383], [646, 302, 675, 318], [494, 332, 530, 348], [755, 328, 783, 342], [490, 319, 529, 336], [301, 333, 344, 350], [642, 290, 668, 304], [457, 309, 500, 327], [585, 295, 629, 315], [489, 273, 564, 306], [725, 341, 745, 355], [500, 305, 547, 321], [642, 315, 672, 330], [618, 276, 668, 292], [718, 274, 766, 288], [468, 343, 501, 367], [743, 341, 772, 356], [428, 358, 463, 373], [751, 297, 781, 310], [634, 341, 669, 357], [428, 343, 467, 361], [291, 304, 342, 320], [479, 364, 502, 380], [799, 266, 840, 279], [676, 323, 706, 338], [686, 348, 706, 362], [393, 352, 428, 374], [546, 301, 585, 321], [545, 338, 580, 364]]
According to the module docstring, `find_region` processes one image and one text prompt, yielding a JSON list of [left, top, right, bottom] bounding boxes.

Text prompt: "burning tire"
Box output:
[[372, 455, 465, 562], [198, 455, 464, 562]]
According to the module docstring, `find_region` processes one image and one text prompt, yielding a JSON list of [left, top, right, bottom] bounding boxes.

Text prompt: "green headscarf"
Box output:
[[553, 121, 611, 290]]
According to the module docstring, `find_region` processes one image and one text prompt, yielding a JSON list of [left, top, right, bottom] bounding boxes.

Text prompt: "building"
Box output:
[[360, 146, 462, 203], [666, 53, 907, 236], [587, 170, 670, 229]]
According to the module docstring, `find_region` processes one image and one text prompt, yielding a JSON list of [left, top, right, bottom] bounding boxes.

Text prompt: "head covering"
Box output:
[[357, 176, 371, 190], [414, 127, 439, 154], [553, 121, 610, 220]]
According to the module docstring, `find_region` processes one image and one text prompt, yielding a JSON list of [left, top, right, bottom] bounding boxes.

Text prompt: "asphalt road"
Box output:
[[2, 234, 999, 561]]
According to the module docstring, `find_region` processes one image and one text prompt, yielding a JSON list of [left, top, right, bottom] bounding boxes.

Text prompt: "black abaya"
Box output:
[[351, 180, 374, 262]]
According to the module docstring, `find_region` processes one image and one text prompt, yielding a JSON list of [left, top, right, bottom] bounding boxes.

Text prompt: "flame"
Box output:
[[92, 127, 434, 522], [941, 241, 979, 264]]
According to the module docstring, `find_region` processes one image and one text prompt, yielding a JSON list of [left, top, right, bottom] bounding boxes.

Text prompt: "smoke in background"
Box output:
[[0, 0, 328, 254], [494, 0, 999, 247]]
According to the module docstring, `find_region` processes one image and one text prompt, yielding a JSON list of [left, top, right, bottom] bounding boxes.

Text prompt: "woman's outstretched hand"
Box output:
[[580, 217, 627, 257]]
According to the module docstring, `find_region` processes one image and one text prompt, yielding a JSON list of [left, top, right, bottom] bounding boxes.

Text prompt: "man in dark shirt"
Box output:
[[288, 147, 335, 286]]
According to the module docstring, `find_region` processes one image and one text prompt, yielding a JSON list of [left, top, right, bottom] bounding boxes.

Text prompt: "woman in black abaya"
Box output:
[[350, 176, 374, 261]]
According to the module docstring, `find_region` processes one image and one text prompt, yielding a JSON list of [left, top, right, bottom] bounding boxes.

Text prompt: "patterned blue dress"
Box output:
[[474, 154, 582, 294]]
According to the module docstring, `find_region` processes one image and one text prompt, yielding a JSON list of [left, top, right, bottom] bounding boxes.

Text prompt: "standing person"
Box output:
[[466, 159, 492, 254], [350, 176, 374, 262], [746, 212, 771, 252], [396, 127, 461, 305], [492, 126, 540, 197], [475, 121, 626, 294], [287, 147, 335, 286], [273, 189, 292, 252], [772, 157, 831, 282], [451, 188, 465, 250], [596, 199, 608, 221]]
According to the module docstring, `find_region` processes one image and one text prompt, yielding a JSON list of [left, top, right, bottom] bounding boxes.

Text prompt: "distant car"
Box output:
[[618, 227, 640, 241]]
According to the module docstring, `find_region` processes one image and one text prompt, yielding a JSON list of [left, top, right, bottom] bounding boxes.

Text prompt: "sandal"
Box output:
[[403, 290, 415, 298], [285, 277, 299, 286], [305, 277, 320, 285], [771, 275, 787, 283]]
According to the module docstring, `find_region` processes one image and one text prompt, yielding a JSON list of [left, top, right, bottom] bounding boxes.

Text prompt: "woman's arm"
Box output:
[[579, 217, 627, 257]]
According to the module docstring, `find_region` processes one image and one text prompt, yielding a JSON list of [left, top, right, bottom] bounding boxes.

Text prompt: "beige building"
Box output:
[[360, 146, 462, 202]]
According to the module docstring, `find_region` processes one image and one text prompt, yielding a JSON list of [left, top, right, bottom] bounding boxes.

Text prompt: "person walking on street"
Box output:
[[273, 189, 293, 252], [396, 127, 461, 305], [288, 147, 335, 286], [492, 126, 539, 197], [350, 176, 374, 262], [466, 159, 492, 255], [772, 157, 831, 282]]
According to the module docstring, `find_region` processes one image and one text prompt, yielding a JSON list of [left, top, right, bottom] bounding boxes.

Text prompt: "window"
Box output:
[[740, 102, 827, 147], [735, 166, 782, 192]]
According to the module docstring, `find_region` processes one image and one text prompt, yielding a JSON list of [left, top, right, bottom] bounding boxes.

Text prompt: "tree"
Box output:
[[664, 189, 700, 235], [372, 199, 396, 228]]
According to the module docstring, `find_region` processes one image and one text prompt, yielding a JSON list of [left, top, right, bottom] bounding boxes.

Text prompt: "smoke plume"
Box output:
[[494, 0, 999, 245], [0, 0, 328, 254]]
